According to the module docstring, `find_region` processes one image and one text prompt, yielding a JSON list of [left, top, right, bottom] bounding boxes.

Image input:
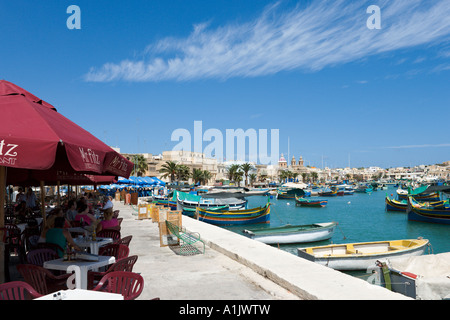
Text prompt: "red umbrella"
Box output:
[[0, 81, 134, 282], [0, 80, 133, 179]]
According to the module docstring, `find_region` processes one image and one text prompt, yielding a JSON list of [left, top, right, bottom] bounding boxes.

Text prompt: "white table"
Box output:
[[74, 237, 113, 255], [35, 288, 123, 300], [43, 255, 115, 290]]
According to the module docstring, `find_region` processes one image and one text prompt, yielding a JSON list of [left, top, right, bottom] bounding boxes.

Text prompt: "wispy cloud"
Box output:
[[85, 0, 450, 82], [385, 144, 450, 149]]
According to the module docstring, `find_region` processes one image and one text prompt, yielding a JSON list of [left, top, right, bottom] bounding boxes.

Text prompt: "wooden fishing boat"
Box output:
[[407, 197, 450, 225], [297, 238, 429, 270], [276, 188, 305, 199], [318, 189, 338, 197], [196, 203, 270, 226], [176, 193, 247, 211], [242, 222, 337, 244], [385, 196, 407, 212], [397, 188, 440, 202], [386, 196, 448, 212], [374, 252, 450, 300], [355, 185, 373, 193], [295, 196, 328, 207]]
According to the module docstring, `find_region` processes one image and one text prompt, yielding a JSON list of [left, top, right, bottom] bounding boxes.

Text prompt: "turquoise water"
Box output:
[[223, 186, 449, 258]]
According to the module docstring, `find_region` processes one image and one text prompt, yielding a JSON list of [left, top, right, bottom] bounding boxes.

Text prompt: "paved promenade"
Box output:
[[118, 200, 411, 300], [118, 201, 299, 300]]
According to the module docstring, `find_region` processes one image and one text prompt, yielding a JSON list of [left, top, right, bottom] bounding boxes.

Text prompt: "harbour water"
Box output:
[[222, 186, 449, 278]]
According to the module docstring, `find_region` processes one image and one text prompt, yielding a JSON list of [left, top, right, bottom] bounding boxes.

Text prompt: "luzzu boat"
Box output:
[[295, 196, 328, 207], [242, 222, 337, 244], [385, 196, 448, 212], [195, 203, 270, 226], [407, 197, 450, 225], [297, 238, 430, 270]]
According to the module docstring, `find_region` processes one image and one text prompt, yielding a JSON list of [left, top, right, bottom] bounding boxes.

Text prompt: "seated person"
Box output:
[[100, 196, 113, 212], [96, 208, 119, 233], [74, 203, 97, 226], [46, 207, 72, 229], [14, 201, 29, 223], [66, 200, 78, 221], [45, 217, 81, 257]]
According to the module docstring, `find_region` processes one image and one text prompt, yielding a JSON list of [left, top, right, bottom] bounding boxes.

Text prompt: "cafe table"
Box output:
[[43, 255, 116, 290], [74, 236, 114, 255], [35, 288, 123, 300]]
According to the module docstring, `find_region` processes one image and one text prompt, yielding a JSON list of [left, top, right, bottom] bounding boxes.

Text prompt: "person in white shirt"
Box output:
[[101, 196, 113, 212]]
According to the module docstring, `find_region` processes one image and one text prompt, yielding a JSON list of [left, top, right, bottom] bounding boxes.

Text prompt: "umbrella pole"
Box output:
[[57, 180, 60, 207], [40, 181, 46, 229], [0, 166, 5, 283]]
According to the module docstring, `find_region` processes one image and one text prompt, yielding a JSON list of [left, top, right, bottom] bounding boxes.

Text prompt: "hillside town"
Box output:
[[117, 148, 450, 185]]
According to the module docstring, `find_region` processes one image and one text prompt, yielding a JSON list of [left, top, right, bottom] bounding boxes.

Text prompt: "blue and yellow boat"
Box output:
[[196, 203, 270, 226]]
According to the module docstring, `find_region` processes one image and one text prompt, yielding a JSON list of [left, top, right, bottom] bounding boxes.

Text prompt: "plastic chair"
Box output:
[[37, 242, 65, 258], [98, 244, 129, 260], [16, 264, 72, 295], [26, 248, 58, 267], [93, 271, 144, 300], [0, 281, 43, 300], [87, 255, 138, 289], [97, 229, 121, 241], [114, 235, 132, 247]]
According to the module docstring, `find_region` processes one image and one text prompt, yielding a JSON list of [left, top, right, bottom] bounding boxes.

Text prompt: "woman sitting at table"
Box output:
[[14, 200, 29, 223], [47, 207, 72, 229], [96, 208, 120, 233], [46, 217, 81, 257], [74, 203, 98, 226]]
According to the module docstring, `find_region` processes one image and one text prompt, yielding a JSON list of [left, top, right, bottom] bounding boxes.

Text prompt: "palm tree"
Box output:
[[226, 164, 240, 182], [301, 172, 309, 183], [192, 168, 203, 185], [310, 171, 319, 183], [234, 171, 243, 187], [176, 164, 191, 182], [201, 170, 212, 185], [240, 162, 255, 187], [131, 154, 148, 177], [159, 161, 178, 182], [249, 173, 257, 187]]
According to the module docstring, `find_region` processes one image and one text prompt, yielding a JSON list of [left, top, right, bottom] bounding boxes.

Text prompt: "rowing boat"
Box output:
[[242, 222, 337, 244], [295, 196, 328, 208], [297, 238, 429, 270]]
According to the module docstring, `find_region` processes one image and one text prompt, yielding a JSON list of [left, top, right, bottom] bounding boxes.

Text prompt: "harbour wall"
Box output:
[[182, 215, 412, 300]]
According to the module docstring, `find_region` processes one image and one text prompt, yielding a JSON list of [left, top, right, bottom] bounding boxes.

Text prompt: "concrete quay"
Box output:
[[118, 201, 411, 300]]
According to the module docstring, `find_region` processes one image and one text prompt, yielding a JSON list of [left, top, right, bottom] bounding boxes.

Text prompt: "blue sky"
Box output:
[[1, 0, 450, 169]]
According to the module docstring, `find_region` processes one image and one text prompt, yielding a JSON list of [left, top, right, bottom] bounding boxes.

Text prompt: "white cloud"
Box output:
[[85, 0, 450, 82], [386, 144, 450, 149]]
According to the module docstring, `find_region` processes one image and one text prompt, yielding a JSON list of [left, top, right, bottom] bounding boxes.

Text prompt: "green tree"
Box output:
[[176, 165, 191, 181], [201, 170, 212, 185], [192, 168, 204, 185], [240, 162, 255, 187], [249, 173, 257, 187], [159, 161, 178, 182], [226, 164, 241, 182], [131, 154, 148, 177]]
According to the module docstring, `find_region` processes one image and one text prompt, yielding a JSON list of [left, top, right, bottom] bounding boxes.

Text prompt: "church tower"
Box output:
[[299, 156, 304, 167], [279, 154, 287, 168]]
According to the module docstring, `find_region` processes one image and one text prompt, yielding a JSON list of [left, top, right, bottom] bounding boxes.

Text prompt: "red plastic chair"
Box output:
[[97, 229, 121, 240], [93, 271, 144, 300], [87, 255, 138, 289], [0, 281, 43, 300], [16, 264, 72, 295], [99, 243, 129, 260], [114, 235, 132, 247], [26, 248, 58, 267]]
